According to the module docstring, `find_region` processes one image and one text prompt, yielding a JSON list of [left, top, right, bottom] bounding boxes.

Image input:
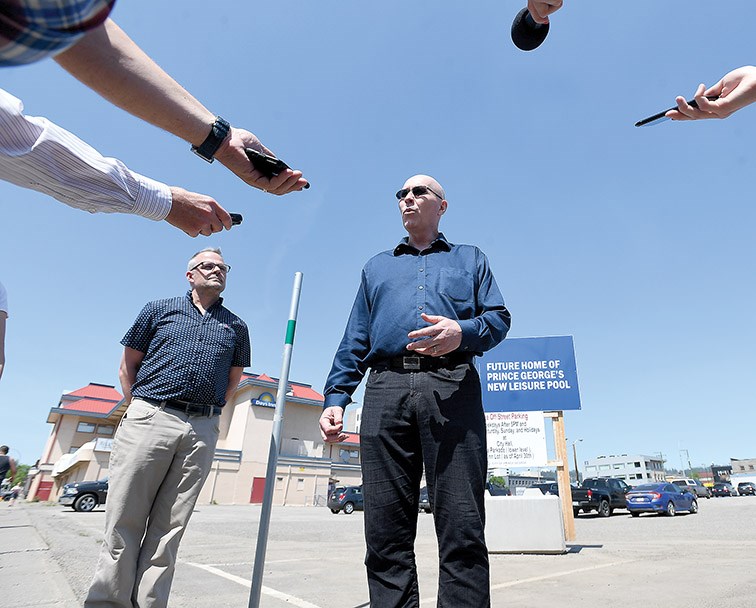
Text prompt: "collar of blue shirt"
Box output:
[[393, 232, 452, 256]]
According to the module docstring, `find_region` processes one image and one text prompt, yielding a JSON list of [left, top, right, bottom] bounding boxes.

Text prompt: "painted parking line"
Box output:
[[183, 561, 323, 608], [203, 557, 322, 567], [419, 559, 637, 605]]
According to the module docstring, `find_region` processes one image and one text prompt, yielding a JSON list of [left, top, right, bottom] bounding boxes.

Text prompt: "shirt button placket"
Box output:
[[417, 256, 426, 316]]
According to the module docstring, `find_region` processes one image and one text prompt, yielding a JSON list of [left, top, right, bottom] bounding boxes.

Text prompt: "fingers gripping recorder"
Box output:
[[245, 149, 310, 189]]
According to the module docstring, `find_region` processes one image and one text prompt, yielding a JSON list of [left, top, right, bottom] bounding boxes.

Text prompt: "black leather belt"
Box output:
[[380, 353, 474, 371], [141, 397, 222, 417]]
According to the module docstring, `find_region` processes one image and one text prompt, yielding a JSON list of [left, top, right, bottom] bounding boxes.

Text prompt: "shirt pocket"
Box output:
[[440, 268, 474, 303], [207, 324, 237, 353]]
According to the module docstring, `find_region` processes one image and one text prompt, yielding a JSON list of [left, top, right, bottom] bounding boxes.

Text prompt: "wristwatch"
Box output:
[[191, 116, 230, 163]]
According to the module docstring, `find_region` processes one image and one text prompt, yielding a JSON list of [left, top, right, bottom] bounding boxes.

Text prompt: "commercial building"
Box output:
[[729, 457, 756, 488], [730, 457, 756, 475], [27, 383, 125, 501], [582, 454, 665, 485], [27, 373, 362, 507]]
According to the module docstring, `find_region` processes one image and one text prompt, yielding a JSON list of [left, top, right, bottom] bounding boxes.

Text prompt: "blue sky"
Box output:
[[1, 1, 754, 473]]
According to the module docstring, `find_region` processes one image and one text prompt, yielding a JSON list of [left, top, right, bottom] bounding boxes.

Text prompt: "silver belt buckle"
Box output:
[[403, 356, 421, 370]]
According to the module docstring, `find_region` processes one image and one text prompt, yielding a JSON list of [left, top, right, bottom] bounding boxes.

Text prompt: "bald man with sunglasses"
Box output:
[[320, 175, 511, 607]]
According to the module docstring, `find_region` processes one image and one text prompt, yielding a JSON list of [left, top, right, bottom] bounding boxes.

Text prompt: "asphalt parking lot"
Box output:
[[2, 495, 755, 607]]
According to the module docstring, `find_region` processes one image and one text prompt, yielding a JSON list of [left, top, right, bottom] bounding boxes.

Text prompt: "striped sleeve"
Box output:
[[0, 88, 172, 221]]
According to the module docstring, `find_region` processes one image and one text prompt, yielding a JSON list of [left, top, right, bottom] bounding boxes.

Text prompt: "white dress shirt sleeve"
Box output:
[[0, 88, 172, 220]]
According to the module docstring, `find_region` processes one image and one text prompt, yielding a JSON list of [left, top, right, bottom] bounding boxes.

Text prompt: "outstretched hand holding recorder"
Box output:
[[635, 96, 719, 127]]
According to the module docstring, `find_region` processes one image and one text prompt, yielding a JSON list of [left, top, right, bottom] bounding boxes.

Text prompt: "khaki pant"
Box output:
[[84, 399, 219, 608]]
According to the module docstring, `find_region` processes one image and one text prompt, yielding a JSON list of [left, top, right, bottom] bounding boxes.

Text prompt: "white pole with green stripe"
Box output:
[[248, 272, 303, 608]]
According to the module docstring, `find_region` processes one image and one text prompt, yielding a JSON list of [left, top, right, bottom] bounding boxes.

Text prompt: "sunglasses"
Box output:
[[191, 262, 231, 274], [395, 185, 443, 201]]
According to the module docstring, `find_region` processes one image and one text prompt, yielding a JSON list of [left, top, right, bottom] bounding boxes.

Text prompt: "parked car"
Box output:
[[531, 482, 560, 496], [485, 481, 511, 497], [711, 482, 737, 497], [736, 482, 756, 496], [327, 485, 364, 514], [670, 478, 711, 499], [578, 477, 631, 517], [626, 482, 698, 517], [58, 478, 108, 512], [531, 478, 628, 517], [419, 486, 432, 513], [530, 482, 582, 516]]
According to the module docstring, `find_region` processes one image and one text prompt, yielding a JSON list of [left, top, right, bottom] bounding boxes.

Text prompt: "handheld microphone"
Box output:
[[511, 8, 550, 51]]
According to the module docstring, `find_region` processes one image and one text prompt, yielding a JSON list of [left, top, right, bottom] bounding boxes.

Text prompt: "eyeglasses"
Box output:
[[191, 262, 231, 274], [395, 185, 443, 201]]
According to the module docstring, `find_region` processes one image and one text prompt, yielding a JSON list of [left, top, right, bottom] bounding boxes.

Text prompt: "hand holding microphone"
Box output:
[[527, 0, 563, 24], [511, 0, 563, 51]]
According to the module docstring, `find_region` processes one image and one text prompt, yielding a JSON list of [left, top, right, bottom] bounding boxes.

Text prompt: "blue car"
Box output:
[[327, 485, 364, 514], [626, 483, 698, 517]]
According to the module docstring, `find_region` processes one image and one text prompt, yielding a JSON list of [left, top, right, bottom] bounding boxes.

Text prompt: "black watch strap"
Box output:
[[191, 116, 231, 163]]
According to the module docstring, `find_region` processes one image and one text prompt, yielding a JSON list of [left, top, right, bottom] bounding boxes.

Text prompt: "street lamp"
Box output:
[[680, 449, 691, 478], [572, 439, 583, 484]]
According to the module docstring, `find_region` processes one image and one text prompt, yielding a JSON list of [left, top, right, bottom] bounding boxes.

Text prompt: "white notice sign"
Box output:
[[485, 411, 547, 468]]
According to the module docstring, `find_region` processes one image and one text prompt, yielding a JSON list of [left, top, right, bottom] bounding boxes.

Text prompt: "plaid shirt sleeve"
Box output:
[[0, 0, 116, 66]]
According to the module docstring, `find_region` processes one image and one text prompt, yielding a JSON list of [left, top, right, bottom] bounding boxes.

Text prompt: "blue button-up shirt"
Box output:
[[0, 0, 116, 67], [324, 233, 510, 409], [122, 292, 251, 407]]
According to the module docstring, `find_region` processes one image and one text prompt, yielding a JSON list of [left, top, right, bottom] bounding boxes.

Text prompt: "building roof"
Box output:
[[64, 383, 122, 402], [290, 384, 325, 401], [240, 372, 324, 403], [48, 383, 124, 423], [59, 397, 121, 415], [339, 432, 360, 446]]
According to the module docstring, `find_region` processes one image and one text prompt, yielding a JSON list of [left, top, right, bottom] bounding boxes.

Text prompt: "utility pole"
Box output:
[[681, 449, 691, 476], [571, 438, 583, 484], [679, 448, 691, 478]]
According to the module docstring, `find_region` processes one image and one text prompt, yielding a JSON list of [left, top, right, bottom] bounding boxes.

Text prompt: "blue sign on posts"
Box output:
[[477, 336, 581, 412]]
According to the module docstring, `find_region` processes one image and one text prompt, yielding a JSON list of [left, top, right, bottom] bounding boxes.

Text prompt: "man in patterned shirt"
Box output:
[[85, 247, 250, 608]]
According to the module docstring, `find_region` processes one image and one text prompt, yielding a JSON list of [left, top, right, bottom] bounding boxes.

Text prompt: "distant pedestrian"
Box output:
[[0, 445, 16, 486]]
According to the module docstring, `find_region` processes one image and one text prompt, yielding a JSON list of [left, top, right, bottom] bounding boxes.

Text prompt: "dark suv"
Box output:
[[711, 482, 737, 497], [737, 482, 756, 496], [419, 486, 432, 513], [327, 485, 364, 514], [59, 478, 108, 512], [486, 481, 511, 496]]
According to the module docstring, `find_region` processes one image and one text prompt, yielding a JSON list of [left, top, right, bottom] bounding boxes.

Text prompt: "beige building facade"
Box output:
[[27, 383, 125, 502], [28, 373, 362, 506]]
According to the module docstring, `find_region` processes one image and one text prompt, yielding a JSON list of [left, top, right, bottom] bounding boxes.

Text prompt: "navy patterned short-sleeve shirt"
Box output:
[[122, 292, 251, 407]]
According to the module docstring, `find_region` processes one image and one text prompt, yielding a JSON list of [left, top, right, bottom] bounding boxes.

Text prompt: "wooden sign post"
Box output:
[[545, 410, 575, 541]]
